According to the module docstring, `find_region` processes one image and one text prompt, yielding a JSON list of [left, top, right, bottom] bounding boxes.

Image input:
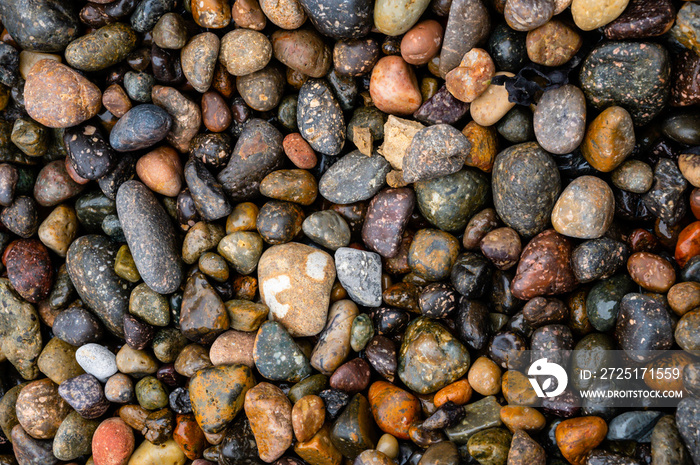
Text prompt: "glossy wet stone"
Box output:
[[511, 230, 578, 300], [507, 430, 545, 465], [12, 424, 58, 465], [604, 0, 674, 39], [642, 159, 688, 226], [579, 41, 670, 125], [1, 196, 39, 238], [368, 381, 420, 440], [254, 321, 312, 382], [586, 275, 635, 332], [297, 79, 345, 156], [319, 151, 390, 205], [616, 293, 673, 362], [402, 125, 470, 183], [218, 119, 283, 201], [408, 229, 460, 281], [534, 85, 586, 155], [180, 271, 229, 344], [302, 210, 351, 250], [444, 396, 503, 444], [52, 411, 99, 461], [439, 0, 491, 76], [245, 382, 294, 463], [110, 104, 172, 152], [189, 364, 255, 434], [16, 378, 71, 439], [652, 415, 693, 465], [117, 181, 183, 294], [256, 200, 304, 244], [555, 416, 607, 465], [398, 317, 470, 394], [551, 176, 614, 239], [416, 168, 489, 233], [0, 0, 79, 52], [492, 143, 561, 237]]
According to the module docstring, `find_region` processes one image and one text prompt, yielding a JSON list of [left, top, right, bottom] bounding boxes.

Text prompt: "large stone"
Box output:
[[258, 242, 335, 337]]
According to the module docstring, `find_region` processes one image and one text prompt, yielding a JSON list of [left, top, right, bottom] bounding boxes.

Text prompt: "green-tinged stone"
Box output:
[[189, 364, 256, 434], [11, 118, 49, 157], [37, 338, 84, 385], [467, 428, 512, 465], [331, 393, 377, 459], [53, 411, 99, 461], [415, 169, 490, 232], [115, 245, 141, 283], [350, 314, 374, 352], [0, 278, 42, 379], [586, 274, 635, 332], [398, 317, 470, 394], [571, 333, 615, 391], [135, 376, 169, 410], [253, 321, 312, 382], [225, 299, 269, 332], [130, 283, 170, 326], [65, 23, 139, 72], [217, 231, 263, 275], [445, 396, 503, 444], [0, 383, 27, 441], [289, 374, 329, 404], [75, 191, 117, 233], [579, 41, 670, 125], [408, 229, 461, 281], [152, 328, 188, 363]]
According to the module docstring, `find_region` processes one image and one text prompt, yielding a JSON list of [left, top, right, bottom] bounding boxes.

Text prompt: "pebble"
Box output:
[[181, 33, 219, 93], [612, 160, 653, 193], [0, 0, 79, 52], [439, 0, 491, 76], [297, 79, 346, 156], [16, 378, 71, 439], [117, 181, 183, 294], [254, 321, 312, 382], [643, 159, 688, 226], [627, 251, 675, 292], [370, 56, 422, 116], [335, 248, 382, 307], [311, 300, 358, 374], [492, 142, 561, 237], [272, 29, 331, 78], [37, 338, 84, 385], [616, 293, 673, 361], [571, 0, 629, 31], [24, 60, 101, 128], [219, 29, 271, 76], [11, 424, 57, 465], [402, 124, 470, 183], [534, 85, 586, 154], [551, 176, 614, 239], [579, 41, 670, 125], [445, 48, 495, 103], [53, 411, 99, 461], [110, 105, 172, 152], [526, 20, 582, 67], [651, 415, 693, 465], [581, 106, 635, 173], [92, 417, 135, 465], [555, 416, 608, 465], [303, 210, 351, 250], [58, 374, 110, 419], [368, 381, 420, 440], [245, 383, 294, 463], [66, 23, 138, 72], [153, 85, 201, 153], [507, 430, 545, 465], [293, 395, 326, 442], [75, 343, 118, 383], [401, 20, 443, 66], [1, 196, 39, 238], [399, 317, 470, 394]]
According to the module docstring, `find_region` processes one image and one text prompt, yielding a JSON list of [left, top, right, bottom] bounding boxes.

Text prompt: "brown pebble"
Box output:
[[283, 133, 317, 169], [201, 91, 232, 132], [102, 84, 132, 118], [136, 146, 183, 197]]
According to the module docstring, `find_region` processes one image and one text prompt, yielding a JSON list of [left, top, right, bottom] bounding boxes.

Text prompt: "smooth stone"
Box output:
[[319, 151, 390, 205], [5, 238, 53, 303], [130, 283, 169, 326], [245, 383, 294, 463], [607, 411, 663, 442], [1, 196, 39, 238], [236, 66, 285, 112], [414, 84, 470, 126], [604, 0, 674, 39], [74, 344, 117, 384], [627, 251, 676, 292], [299, 0, 371, 38], [330, 393, 376, 458], [467, 427, 512, 465], [492, 142, 561, 237], [676, 309, 700, 355], [217, 231, 263, 275], [445, 396, 503, 444], [676, 398, 700, 465], [416, 168, 489, 233], [11, 425, 57, 465], [534, 85, 586, 154], [260, 169, 318, 206], [128, 438, 185, 465], [507, 430, 545, 465], [181, 33, 219, 93], [218, 119, 283, 202], [58, 374, 110, 419], [152, 85, 201, 153], [555, 417, 607, 465], [64, 123, 116, 181], [184, 158, 232, 222], [408, 229, 460, 281], [33, 160, 83, 207], [110, 105, 172, 152], [398, 317, 470, 394], [642, 159, 688, 226], [311, 300, 358, 375], [526, 20, 582, 67], [612, 160, 653, 193], [362, 188, 414, 258], [671, 49, 700, 107], [572, 239, 629, 284], [271, 29, 332, 78], [303, 210, 351, 250], [293, 395, 325, 443], [370, 56, 422, 116], [579, 41, 670, 125], [116, 345, 158, 376], [24, 60, 101, 129], [368, 381, 420, 440], [351, 314, 374, 352], [15, 378, 70, 439], [297, 79, 346, 156], [551, 176, 614, 239], [105, 374, 134, 404], [219, 28, 271, 76], [616, 293, 673, 362], [581, 107, 635, 173], [256, 200, 305, 245], [65, 23, 138, 71], [189, 364, 256, 434], [116, 181, 183, 294], [488, 23, 527, 73], [37, 338, 84, 385], [53, 411, 99, 461], [571, 0, 628, 31], [511, 229, 578, 300], [373, 0, 431, 35], [91, 417, 135, 465], [651, 415, 692, 465], [254, 321, 312, 382], [505, 0, 554, 31], [0, 0, 79, 52], [334, 248, 382, 307], [180, 272, 229, 344], [66, 235, 131, 337]]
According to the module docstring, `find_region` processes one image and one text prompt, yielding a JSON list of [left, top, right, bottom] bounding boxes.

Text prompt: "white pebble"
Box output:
[[75, 343, 118, 382]]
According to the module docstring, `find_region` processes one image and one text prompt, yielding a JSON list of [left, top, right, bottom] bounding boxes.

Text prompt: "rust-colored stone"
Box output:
[[368, 381, 420, 440], [555, 416, 607, 465]]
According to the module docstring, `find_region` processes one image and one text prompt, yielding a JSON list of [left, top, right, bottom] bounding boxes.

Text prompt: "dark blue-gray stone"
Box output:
[[297, 79, 346, 156], [109, 104, 172, 152], [607, 411, 664, 443], [253, 321, 312, 382], [184, 158, 232, 222], [116, 180, 183, 294], [334, 247, 382, 307], [0, 0, 79, 52], [318, 150, 390, 204], [130, 0, 176, 33]]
